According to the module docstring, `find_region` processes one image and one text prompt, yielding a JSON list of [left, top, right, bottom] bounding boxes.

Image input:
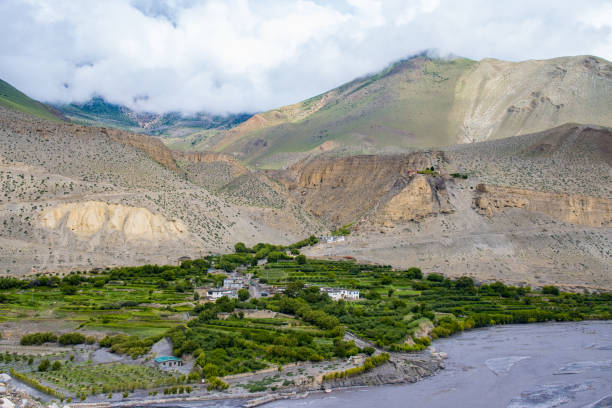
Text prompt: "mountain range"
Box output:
[[0, 53, 610, 290]]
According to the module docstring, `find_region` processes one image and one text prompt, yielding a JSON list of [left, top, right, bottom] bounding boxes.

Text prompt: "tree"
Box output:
[[454, 276, 476, 294], [284, 282, 304, 298], [38, 359, 50, 372], [267, 251, 284, 263], [405, 267, 423, 279], [61, 285, 77, 295], [426, 273, 444, 282], [542, 285, 560, 296], [234, 242, 248, 253], [238, 288, 250, 301], [193, 291, 200, 301], [295, 254, 306, 265], [51, 361, 62, 371]]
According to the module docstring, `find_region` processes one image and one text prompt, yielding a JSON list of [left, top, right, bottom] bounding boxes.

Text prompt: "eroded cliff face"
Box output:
[[475, 184, 612, 227], [40, 201, 188, 240], [377, 175, 453, 226], [281, 153, 451, 225], [101, 127, 177, 171]]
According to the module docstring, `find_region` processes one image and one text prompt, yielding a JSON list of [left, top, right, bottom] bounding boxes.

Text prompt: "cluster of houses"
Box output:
[[318, 235, 346, 244], [204, 274, 249, 300]]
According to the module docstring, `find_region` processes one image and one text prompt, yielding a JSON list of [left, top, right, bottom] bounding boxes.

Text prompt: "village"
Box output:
[[198, 269, 359, 303]]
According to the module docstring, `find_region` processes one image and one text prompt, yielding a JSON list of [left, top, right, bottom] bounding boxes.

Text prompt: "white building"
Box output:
[[206, 289, 237, 300], [322, 288, 359, 301], [318, 235, 346, 244], [223, 277, 246, 289]]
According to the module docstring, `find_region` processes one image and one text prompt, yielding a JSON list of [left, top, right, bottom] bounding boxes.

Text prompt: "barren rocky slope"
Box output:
[[210, 55, 612, 167], [0, 107, 322, 275], [289, 124, 612, 290], [1, 91, 610, 291]]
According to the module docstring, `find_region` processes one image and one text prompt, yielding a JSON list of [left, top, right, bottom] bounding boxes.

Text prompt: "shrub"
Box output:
[[322, 353, 389, 381], [426, 273, 444, 282], [61, 285, 77, 295], [405, 267, 423, 279], [58, 332, 86, 345], [542, 286, 560, 296], [21, 332, 57, 345], [38, 359, 50, 372], [206, 376, 229, 391], [238, 288, 250, 301]]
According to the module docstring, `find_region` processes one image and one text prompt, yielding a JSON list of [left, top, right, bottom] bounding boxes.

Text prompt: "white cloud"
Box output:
[[1, 0, 611, 114]]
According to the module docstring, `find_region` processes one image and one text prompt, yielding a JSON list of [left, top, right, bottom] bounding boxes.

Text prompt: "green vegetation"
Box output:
[[322, 353, 390, 380], [0, 79, 62, 122], [10, 368, 65, 400], [206, 376, 229, 391], [1, 236, 611, 399], [20, 332, 57, 345], [31, 362, 181, 398], [450, 172, 469, 179], [236, 376, 279, 392], [0, 262, 210, 338], [217, 57, 477, 167], [248, 256, 612, 348], [417, 168, 439, 176], [331, 223, 353, 236]]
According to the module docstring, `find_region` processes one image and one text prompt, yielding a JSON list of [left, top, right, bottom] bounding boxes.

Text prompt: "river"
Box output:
[[266, 321, 612, 408]]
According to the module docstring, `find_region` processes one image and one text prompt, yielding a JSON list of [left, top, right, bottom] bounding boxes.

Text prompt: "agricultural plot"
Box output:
[[250, 259, 612, 347], [30, 362, 181, 396]]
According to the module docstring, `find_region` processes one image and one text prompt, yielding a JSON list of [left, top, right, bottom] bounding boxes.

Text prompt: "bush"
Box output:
[[61, 285, 77, 295], [238, 288, 250, 301], [206, 376, 229, 391], [405, 267, 423, 279], [295, 254, 307, 265], [426, 273, 444, 282], [361, 346, 375, 356], [542, 286, 560, 296], [322, 353, 389, 381], [38, 359, 50, 372], [21, 332, 58, 345], [234, 242, 248, 253], [58, 332, 86, 345]]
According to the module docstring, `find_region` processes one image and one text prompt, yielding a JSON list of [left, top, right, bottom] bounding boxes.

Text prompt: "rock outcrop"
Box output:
[[282, 153, 450, 225], [102, 127, 177, 171], [320, 353, 444, 389], [377, 175, 453, 226], [40, 201, 188, 240], [475, 184, 612, 227]]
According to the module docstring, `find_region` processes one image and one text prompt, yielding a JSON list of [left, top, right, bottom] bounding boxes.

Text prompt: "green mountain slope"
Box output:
[[212, 55, 612, 168], [0, 79, 64, 122], [54, 97, 251, 139]]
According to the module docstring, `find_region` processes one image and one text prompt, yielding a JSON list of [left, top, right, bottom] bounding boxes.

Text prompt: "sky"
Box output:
[[1, 0, 611, 114]]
